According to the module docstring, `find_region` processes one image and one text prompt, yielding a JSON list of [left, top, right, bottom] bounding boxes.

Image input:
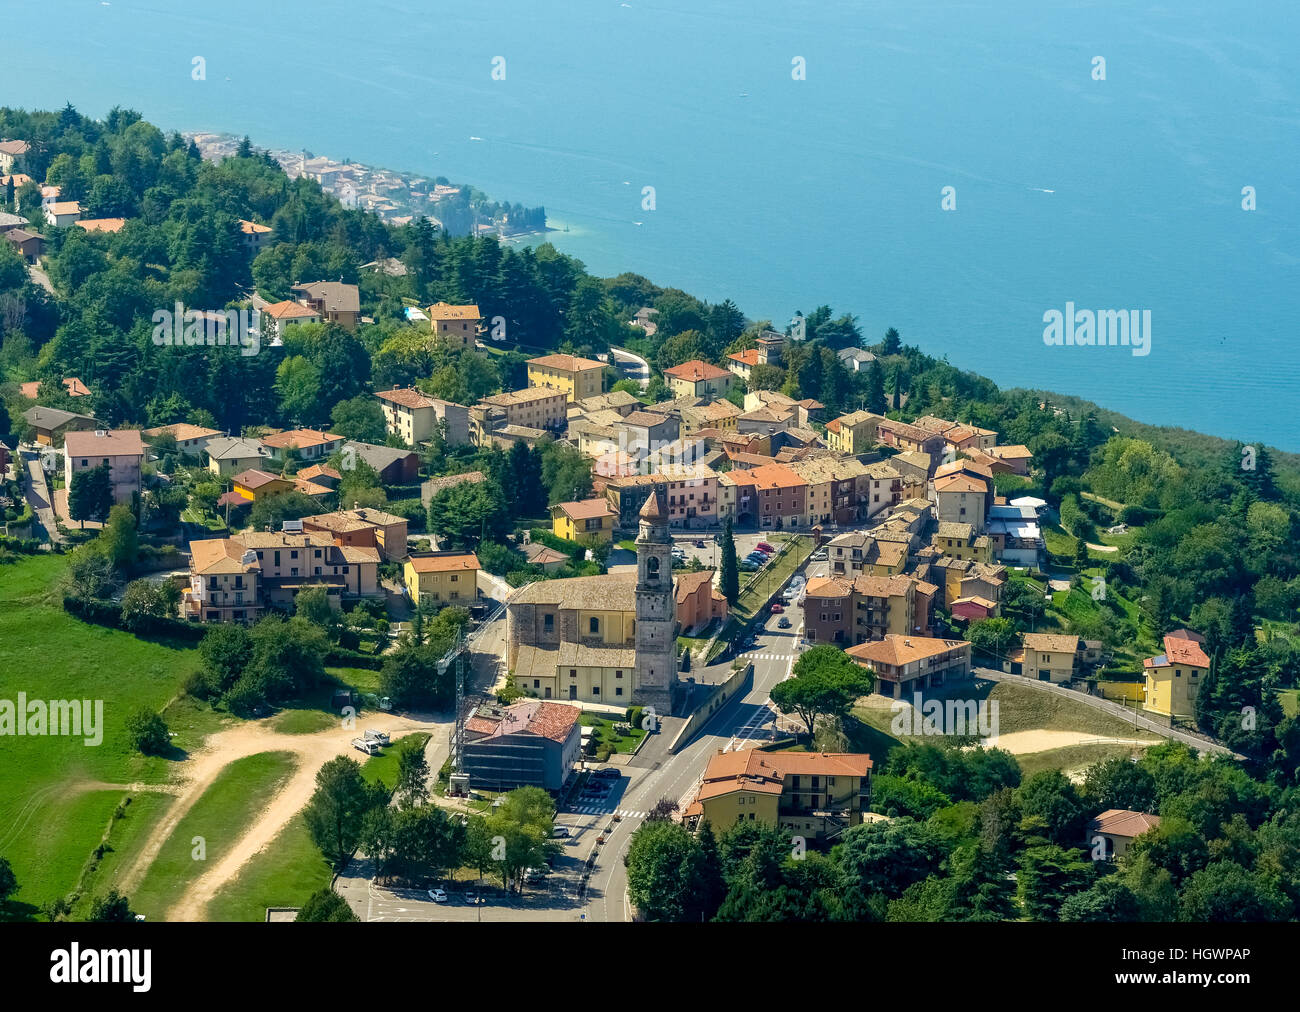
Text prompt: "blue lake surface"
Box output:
[[5, 0, 1298, 446]]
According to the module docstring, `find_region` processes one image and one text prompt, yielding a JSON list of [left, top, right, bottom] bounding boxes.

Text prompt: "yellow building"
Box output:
[[663, 359, 734, 399], [550, 499, 616, 546], [527, 353, 607, 402], [683, 748, 874, 841], [935, 522, 994, 563], [1143, 629, 1209, 720], [427, 303, 482, 349], [824, 410, 883, 455], [404, 552, 481, 609]]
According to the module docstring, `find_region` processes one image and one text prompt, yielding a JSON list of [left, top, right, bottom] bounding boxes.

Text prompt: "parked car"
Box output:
[[756, 542, 776, 553], [770, 603, 784, 614], [552, 825, 571, 837], [741, 560, 760, 571], [694, 539, 706, 548], [351, 738, 381, 756], [778, 616, 792, 628], [594, 767, 621, 779], [363, 729, 390, 746], [427, 888, 447, 902], [810, 549, 827, 561]]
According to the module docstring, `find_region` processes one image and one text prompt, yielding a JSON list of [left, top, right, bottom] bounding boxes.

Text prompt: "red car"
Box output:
[[756, 542, 776, 554], [770, 603, 784, 614]]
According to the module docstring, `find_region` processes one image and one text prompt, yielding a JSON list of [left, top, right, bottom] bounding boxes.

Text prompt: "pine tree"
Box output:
[[719, 517, 740, 604], [866, 359, 887, 414]]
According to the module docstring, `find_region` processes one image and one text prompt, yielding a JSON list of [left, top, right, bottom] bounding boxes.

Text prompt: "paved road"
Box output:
[[975, 668, 1242, 758], [19, 449, 61, 546], [610, 347, 649, 391]]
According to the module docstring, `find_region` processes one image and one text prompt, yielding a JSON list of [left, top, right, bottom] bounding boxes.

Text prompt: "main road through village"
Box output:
[[347, 553, 821, 923]]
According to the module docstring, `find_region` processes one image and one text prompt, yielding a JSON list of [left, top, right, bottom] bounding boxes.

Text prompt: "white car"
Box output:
[[427, 888, 448, 902]]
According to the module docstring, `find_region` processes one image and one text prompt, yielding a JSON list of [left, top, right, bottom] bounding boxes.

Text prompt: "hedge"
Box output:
[[62, 595, 207, 642]]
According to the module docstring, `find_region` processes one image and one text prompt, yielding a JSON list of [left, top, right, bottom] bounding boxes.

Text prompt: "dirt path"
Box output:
[[115, 711, 445, 921], [979, 729, 1156, 754]]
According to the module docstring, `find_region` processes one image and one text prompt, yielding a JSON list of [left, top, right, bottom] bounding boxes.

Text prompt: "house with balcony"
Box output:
[[403, 552, 482, 609], [63, 429, 144, 504], [375, 386, 470, 447], [291, 281, 360, 331], [846, 635, 972, 698], [663, 359, 734, 399], [683, 748, 873, 842], [527, 353, 607, 403], [551, 498, 616, 546]]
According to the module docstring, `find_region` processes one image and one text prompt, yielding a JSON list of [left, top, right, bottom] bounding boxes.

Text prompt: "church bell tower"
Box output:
[[633, 490, 677, 714]]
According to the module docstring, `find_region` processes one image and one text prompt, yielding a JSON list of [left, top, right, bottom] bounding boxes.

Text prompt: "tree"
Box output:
[[1059, 875, 1143, 922], [295, 888, 359, 922], [62, 545, 118, 601], [964, 617, 1017, 663], [125, 708, 170, 755], [329, 395, 387, 443], [865, 359, 886, 414], [832, 818, 948, 900], [294, 585, 335, 629], [718, 517, 740, 604], [427, 480, 508, 549], [395, 737, 431, 807], [1016, 770, 1090, 848], [880, 327, 902, 356], [0, 856, 17, 904], [192, 623, 253, 700], [380, 641, 452, 709], [85, 889, 137, 922], [99, 503, 139, 570], [303, 756, 385, 870], [1017, 844, 1094, 920], [68, 464, 113, 528], [119, 578, 180, 630], [1178, 861, 1289, 922], [770, 644, 875, 736], [625, 819, 714, 922]]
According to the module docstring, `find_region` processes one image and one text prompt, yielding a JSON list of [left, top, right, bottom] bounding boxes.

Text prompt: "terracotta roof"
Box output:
[[700, 748, 872, 784], [1023, 633, 1081, 654], [553, 498, 615, 521], [47, 201, 81, 215], [1158, 630, 1210, 668], [481, 387, 564, 407], [935, 458, 995, 482], [639, 490, 665, 520], [261, 429, 342, 450], [468, 700, 579, 744], [298, 464, 341, 481], [804, 575, 855, 599], [75, 218, 126, 233], [674, 568, 717, 603], [141, 423, 223, 442], [934, 473, 988, 494], [262, 300, 319, 320], [231, 468, 285, 490], [846, 635, 969, 667], [728, 349, 760, 367], [528, 353, 605, 372], [664, 359, 730, 383], [238, 219, 272, 234], [63, 428, 143, 458], [745, 462, 805, 492], [189, 538, 258, 576], [407, 553, 480, 574], [988, 444, 1033, 459], [511, 572, 637, 611], [523, 542, 569, 566], [375, 386, 441, 409], [1090, 809, 1161, 839], [426, 302, 481, 321]]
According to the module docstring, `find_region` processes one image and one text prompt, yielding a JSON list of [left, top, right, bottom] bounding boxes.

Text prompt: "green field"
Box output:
[[0, 554, 231, 917], [130, 751, 297, 920], [580, 713, 646, 754], [204, 733, 427, 922]]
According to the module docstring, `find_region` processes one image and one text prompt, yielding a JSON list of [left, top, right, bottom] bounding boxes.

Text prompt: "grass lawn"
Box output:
[[1016, 742, 1150, 780], [269, 709, 337, 735], [206, 733, 428, 921], [130, 751, 297, 920], [579, 713, 646, 754], [0, 554, 231, 916], [206, 813, 331, 922]]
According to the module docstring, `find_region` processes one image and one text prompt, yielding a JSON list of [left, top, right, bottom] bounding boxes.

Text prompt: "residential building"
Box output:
[[522, 541, 570, 573], [1087, 809, 1161, 861], [259, 299, 321, 338], [837, 347, 876, 372], [736, 404, 795, 436], [824, 410, 884, 455], [846, 635, 973, 698], [551, 498, 617, 546], [743, 462, 807, 530], [75, 217, 126, 234], [303, 508, 409, 561], [21, 406, 100, 446], [663, 359, 734, 399], [0, 139, 30, 175], [574, 390, 641, 417], [875, 418, 946, 457], [1143, 629, 1209, 720], [185, 531, 380, 620], [298, 464, 341, 489], [470, 388, 567, 445], [44, 201, 82, 227], [826, 530, 911, 578], [375, 386, 470, 446], [679, 398, 741, 436], [527, 353, 607, 402], [237, 218, 272, 254], [291, 281, 360, 331], [403, 552, 482, 608], [1021, 633, 1083, 683], [986, 444, 1034, 475], [461, 700, 581, 792], [804, 573, 920, 645], [726, 348, 762, 380], [205, 436, 273, 477], [3, 227, 43, 262], [63, 429, 144, 504], [427, 302, 482, 349], [683, 749, 873, 842], [619, 409, 681, 455], [934, 521, 994, 564], [228, 468, 332, 503], [140, 423, 226, 456], [340, 440, 420, 485], [675, 569, 728, 632], [260, 428, 345, 462], [934, 471, 989, 533]]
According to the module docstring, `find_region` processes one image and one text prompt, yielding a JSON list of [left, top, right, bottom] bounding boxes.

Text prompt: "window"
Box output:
[[592, 686, 600, 695], [569, 669, 577, 678], [615, 670, 623, 678], [589, 616, 600, 634], [450, 574, 458, 582], [544, 614, 554, 632], [615, 687, 623, 696], [533, 680, 540, 689]]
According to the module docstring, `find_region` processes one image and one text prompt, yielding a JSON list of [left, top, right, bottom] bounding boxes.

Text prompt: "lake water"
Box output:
[[6, 0, 1298, 446]]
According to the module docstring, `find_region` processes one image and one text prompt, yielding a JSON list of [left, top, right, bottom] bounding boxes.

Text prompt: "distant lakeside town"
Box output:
[[184, 130, 549, 238]]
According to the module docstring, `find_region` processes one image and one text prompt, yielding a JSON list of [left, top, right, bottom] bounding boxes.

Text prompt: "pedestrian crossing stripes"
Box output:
[[569, 806, 649, 818], [745, 651, 796, 661]]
